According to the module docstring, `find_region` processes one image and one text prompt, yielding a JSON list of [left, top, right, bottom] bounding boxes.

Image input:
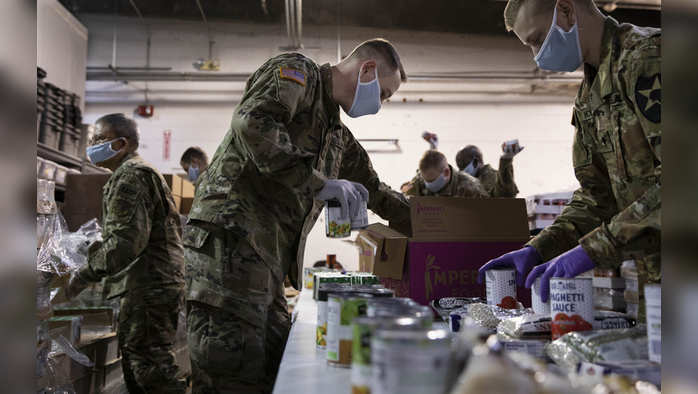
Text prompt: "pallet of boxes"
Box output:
[[526, 191, 574, 232]]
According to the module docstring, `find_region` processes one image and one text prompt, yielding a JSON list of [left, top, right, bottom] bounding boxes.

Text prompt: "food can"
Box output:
[[531, 277, 551, 315], [485, 268, 517, 308], [550, 277, 594, 339], [327, 293, 373, 367], [366, 299, 430, 320], [355, 287, 394, 298], [644, 284, 661, 363], [351, 199, 369, 230], [326, 199, 352, 238], [371, 328, 452, 394], [351, 316, 432, 394], [313, 272, 352, 300], [317, 284, 353, 349], [304, 267, 317, 289]]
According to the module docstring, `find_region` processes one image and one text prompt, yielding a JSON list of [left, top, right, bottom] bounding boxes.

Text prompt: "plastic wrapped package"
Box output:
[[545, 328, 649, 372], [498, 314, 551, 338], [430, 297, 484, 320], [37, 217, 102, 276], [454, 303, 532, 332]]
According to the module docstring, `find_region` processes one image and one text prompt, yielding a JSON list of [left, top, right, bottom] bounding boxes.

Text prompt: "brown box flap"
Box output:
[[410, 197, 530, 241], [357, 223, 408, 280]]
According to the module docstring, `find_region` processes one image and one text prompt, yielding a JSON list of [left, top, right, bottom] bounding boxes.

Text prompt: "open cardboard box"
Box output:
[[357, 197, 532, 306]]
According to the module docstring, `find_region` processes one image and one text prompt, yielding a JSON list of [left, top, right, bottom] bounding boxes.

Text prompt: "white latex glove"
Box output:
[[501, 140, 524, 159], [316, 179, 369, 219]]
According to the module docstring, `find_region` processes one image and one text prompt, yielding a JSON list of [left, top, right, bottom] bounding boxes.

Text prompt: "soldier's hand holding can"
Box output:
[[317, 179, 369, 219], [501, 139, 524, 159]]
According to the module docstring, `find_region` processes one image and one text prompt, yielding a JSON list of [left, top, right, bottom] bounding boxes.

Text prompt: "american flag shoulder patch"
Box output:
[[279, 67, 306, 86]]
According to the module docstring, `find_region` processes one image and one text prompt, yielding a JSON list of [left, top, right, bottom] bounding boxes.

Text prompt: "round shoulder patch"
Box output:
[[635, 73, 661, 123]]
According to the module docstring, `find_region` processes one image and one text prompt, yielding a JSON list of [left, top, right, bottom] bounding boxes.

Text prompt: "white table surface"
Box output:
[[272, 289, 351, 394]]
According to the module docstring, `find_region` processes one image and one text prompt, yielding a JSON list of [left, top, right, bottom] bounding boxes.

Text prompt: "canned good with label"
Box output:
[[532, 277, 551, 315], [351, 316, 433, 394], [327, 293, 373, 367], [317, 284, 353, 349], [485, 268, 517, 308], [550, 277, 594, 339], [371, 328, 453, 394], [326, 199, 352, 238]]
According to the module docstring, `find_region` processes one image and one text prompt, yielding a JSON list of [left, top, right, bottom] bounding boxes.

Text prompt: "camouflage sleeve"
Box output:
[[478, 166, 497, 197], [494, 157, 519, 197], [230, 60, 327, 195], [403, 173, 422, 197], [455, 172, 489, 198], [78, 171, 154, 282], [579, 42, 662, 270], [527, 124, 619, 262], [338, 128, 411, 223]]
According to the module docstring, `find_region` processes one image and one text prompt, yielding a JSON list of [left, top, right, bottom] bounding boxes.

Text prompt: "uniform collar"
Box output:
[[586, 16, 620, 104], [114, 152, 139, 171], [320, 63, 340, 123]]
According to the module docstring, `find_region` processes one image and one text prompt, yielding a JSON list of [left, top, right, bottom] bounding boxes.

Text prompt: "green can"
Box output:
[[327, 293, 373, 367], [351, 316, 433, 394]]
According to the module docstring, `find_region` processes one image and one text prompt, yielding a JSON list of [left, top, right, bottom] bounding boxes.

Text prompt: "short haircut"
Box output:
[[96, 113, 139, 148], [504, 0, 593, 31], [181, 146, 208, 165], [455, 145, 483, 171], [419, 150, 448, 172], [348, 38, 407, 82]]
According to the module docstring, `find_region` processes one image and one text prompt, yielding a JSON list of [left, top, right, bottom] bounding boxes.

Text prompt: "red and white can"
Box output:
[[485, 268, 517, 309], [531, 277, 550, 315], [550, 277, 594, 339]]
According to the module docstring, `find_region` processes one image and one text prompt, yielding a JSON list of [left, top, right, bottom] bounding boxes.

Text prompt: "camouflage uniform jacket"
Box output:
[[78, 153, 186, 299], [477, 157, 519, 197], [528, 17, 661, 280], [405, 165, 488, 198], [185, 53, 410, 291]]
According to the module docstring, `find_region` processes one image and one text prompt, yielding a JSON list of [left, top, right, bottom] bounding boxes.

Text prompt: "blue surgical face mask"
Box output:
[[463, 160, 478, 176], [424, 170, 449, 193], [188, 165, 200, 182], [347, 67, 381, 118], [86, 138, 125, 164], [534, 7, 583, 72]]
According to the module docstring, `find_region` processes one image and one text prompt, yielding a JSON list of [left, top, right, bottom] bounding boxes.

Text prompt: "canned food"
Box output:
[[327, 293, 373, 367], [317, 284, 353, 349], [531, 277, 551, 315], [371, 328, 452, 394], [326, 199, 352, 238], [351, 199, 369, 230], [304, 267, 320, 289], [351, 273, 380, 286], [355, 287, 394, 298], [313, 272, 352, 300], [550, 277, 594, 339], [644, 284, 661, 363], [351, 316, 432, 394], [367, 299, 430, 319], [485, 268, 517, 308]]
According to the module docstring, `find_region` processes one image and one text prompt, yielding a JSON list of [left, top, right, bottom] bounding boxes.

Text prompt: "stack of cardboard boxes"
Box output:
[[526, 191, 574, 231], [357, 197, 532, 306], [163, 174, 195, 215], [62, 173, 194, 230]]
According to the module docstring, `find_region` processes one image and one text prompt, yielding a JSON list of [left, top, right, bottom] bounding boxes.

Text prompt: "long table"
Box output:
[[272, 289, 351, 394]]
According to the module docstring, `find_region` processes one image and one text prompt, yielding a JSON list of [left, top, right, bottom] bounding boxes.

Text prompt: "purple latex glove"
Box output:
[[477, 246, 542, 286], [524, 245, 596, 302]]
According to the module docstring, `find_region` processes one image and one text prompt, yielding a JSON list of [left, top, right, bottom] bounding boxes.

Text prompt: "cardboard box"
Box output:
[[53, 306, 116, 330], [181, 197, 194, 215], [363, 197, 531, 306], [62, 174, 112, 231], [181, 177, 195, 198], [163, 174, 183, 196], [48, 316, 82, 345], [356, 224, 408, 279]]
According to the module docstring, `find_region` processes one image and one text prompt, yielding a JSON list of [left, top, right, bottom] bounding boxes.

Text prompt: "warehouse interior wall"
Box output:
[[37, 0, 88, 111], [81, 15, 580, 271]]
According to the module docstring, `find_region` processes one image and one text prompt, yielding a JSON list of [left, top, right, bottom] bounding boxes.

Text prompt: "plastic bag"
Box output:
[[545, 328, 648, 371], [37, 217, 102, 276]]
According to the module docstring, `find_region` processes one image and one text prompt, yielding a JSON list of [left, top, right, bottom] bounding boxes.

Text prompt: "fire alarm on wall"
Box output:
[[136, 104, 154, 118]]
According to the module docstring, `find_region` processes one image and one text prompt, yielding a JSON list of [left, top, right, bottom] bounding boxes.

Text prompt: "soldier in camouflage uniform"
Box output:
[[65, 114, 187, 393], [455, 144, 520, 198], [479, 0, 661, 315], [184, 39, 410, 393], [404, 150, 488, 198]]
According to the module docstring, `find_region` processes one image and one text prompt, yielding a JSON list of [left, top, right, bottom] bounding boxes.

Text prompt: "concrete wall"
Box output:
[[37, 0, 88, 111], [82, 16, 580, 271]]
